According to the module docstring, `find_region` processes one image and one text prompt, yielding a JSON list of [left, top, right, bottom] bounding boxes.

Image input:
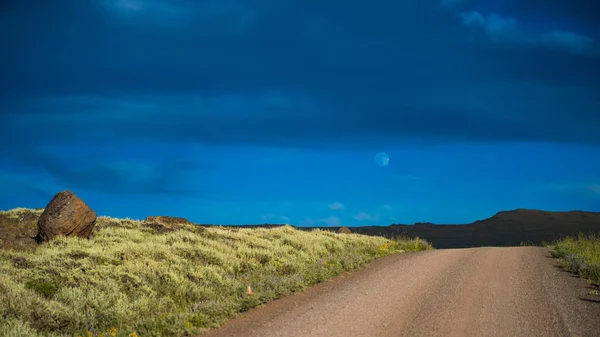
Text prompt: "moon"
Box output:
[[375, 152, 390, 167]]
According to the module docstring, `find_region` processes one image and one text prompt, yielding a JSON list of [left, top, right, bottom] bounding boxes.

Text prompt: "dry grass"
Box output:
[[1, 208, 44, 220], [0, 209, 431, 337]]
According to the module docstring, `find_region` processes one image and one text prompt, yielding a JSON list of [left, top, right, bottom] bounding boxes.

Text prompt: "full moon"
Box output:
[[375, 152, 390, 167]]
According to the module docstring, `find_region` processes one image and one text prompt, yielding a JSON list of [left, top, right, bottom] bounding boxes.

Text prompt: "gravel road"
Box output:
[[199, 247, 600, 337]]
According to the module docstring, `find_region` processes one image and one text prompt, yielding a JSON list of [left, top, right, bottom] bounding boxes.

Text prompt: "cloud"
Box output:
[[383, 204, 394, 211], [482, 0, 600, 26], [588, 184, 600, 194], [457, 10, 596, 55], [440, 0, 464, 8], [0, 146, 208, 196], [297, 216, 341, 227], [0, 171, 61, 201], [353, 212, 380, 222], [328, 202, 345, 210], [442, 0, 600, 24], [1, 0, 600, 153], [461, 11, 518, 37], [543, 182, 600, 196], [540, 30, 595, 54], [97, 0, 258, 31], [317, 216, 342, 227], [262, 213, 290, 223], [103, 0, 162, 14], [299, 217, 316, 227], [4, 89, 600, 156], [97, 0, 190, 22], [391, 174, 424, 182]]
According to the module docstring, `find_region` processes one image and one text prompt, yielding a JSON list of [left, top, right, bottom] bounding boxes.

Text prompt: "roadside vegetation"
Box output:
[[549, 233, 600, 291], [519, 240, 550, 247], [0, 209, 431, 337]]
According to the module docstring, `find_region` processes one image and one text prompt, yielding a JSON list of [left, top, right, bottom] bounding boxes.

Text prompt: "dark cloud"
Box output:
[[1, 0, 599, 152], [0, 174, 55, 201], [495, 0, 600, 26], [0, 144, 210, 196], [444, 0, 600, 23]]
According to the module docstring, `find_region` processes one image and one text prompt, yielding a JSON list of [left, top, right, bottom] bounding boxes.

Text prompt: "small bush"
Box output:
[[0, 318, 40, 337], [24, 278, 60, 298], [552, 233, 600, 286]]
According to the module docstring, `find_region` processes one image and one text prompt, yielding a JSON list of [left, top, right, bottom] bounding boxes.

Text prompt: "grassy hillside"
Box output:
[[550, 233, 600, 289], [0, 209, 431, 337]]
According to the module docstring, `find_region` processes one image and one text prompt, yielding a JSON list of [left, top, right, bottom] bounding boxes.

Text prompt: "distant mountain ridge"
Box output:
[[298, 209, 600, 248]]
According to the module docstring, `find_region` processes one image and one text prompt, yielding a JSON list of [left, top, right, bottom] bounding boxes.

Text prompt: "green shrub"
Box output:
[[24, 278, 60, 298], [552, 233, 600, 286]]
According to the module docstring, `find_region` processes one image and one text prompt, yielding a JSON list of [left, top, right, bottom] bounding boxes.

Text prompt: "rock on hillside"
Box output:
[[35, 190, 97, 244], [143, 215, 194, 233], [337, 226, 352, 234], [0, 208, 43, 250]]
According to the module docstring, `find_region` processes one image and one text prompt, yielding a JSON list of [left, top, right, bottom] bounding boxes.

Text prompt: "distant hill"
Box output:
[[296, 209, 600, 248], [2, 208, 599, 250]]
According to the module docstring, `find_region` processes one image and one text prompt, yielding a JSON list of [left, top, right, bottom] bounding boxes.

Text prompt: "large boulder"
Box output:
[[34, 191, 97, 244], [337, 226, 352, 234]]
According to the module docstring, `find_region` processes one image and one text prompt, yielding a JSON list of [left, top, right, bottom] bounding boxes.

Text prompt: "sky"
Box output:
[[1, 0, 599, 226]]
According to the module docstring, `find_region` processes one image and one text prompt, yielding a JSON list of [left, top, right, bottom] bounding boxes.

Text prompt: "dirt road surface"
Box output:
[[199, 247, 600, 337]]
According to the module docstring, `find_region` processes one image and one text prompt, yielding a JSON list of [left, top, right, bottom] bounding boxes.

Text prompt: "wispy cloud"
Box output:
[[586, 184, 600, 194], [297, 216, 341, 227], [444, 2, 597, 55], [440, 0, 464, 8], [261, 213, 290, 223], [328, 202, 345, 210], [98, 0, 188, 19], [318, 216, 342, 227], [97, 0, 258, 32], [0, 171, 62, 201], [391, 174, 424, 182], [540, 30, 595, 55], [2, 146, 208, 196], [353, 212, 380, 222], [461, 11, 518, 38], [543, 182, 600, 195], [299, 217, 316, 227]]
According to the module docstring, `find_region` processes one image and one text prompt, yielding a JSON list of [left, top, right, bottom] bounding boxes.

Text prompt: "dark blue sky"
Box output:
[[1, 0, 599, 225]]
